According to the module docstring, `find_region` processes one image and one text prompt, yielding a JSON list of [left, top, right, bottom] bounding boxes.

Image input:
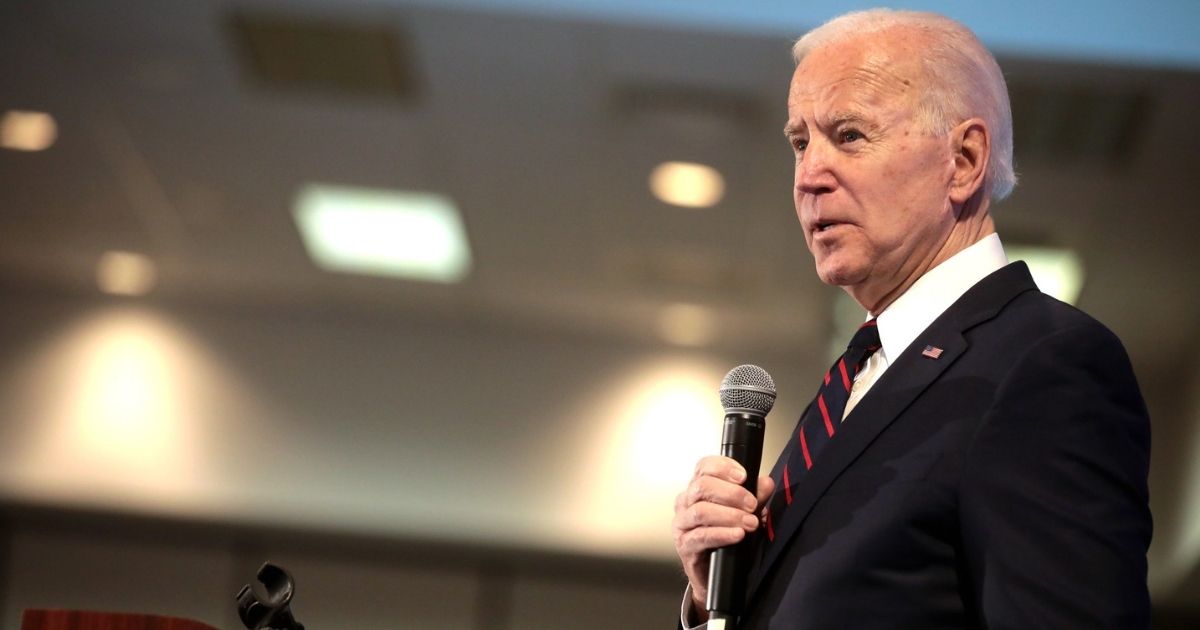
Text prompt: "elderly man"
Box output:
[[673, 9, 1151, 630]]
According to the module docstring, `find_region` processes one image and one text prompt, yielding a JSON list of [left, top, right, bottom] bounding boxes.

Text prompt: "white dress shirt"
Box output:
[[844, 233, 1008, 417], [681, 233, 1009, 629]]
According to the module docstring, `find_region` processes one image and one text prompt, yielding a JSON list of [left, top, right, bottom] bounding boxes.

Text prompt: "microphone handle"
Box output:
[[706, 411, 766, 622]]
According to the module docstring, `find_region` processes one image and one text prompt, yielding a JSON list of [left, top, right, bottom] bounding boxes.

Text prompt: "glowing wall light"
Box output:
[[649, 161, 725, 208], [2, 307, 245, 514], [570, 358, 726, 556], [1, 110, 57, 152]]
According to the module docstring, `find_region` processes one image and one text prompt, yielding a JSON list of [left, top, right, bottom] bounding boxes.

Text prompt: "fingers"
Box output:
[[672, 512, 749, 601], [673, 456, 768, 599], [680, 456, 758, 512], [673, 457, 774, 603], [674, 498, 760, 535], [672, 458, 758, 543], [675, 524, 748, 563], [672, 485, 759, 562], [693, 454, 748, 485]]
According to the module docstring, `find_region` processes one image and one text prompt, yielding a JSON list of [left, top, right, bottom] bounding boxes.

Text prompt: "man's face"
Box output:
[[786, 33, 958, 312]]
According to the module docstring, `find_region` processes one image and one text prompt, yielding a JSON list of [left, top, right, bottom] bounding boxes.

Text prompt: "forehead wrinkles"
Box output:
[[850, 57, 914, 102], [788, 42, 919, 119]]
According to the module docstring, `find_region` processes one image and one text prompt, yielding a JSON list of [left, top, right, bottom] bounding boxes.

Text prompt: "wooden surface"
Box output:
[[21, 610, 219, 630]]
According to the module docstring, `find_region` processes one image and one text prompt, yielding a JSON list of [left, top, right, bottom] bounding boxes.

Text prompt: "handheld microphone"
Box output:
[[706, 364, 776, 627]]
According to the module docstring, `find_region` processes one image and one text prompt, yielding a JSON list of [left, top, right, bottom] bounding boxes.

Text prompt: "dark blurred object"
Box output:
[[236, 562, 305, 630], [21, 609, 218, 629]]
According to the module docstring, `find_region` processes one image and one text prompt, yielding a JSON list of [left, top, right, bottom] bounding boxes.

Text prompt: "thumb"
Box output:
[[755, 475, 776, 510]]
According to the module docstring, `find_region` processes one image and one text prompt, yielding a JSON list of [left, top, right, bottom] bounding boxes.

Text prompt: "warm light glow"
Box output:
[[79, 324, 176, 448], [649, 161, 725, 208], [96, 251, 158, 296], [658, 303, 718, 347], [5, 308, 218, 510], [570, 358, 726, 555], [1, 110, 57, 152], [1007, 245, 1085, 305], [0, 304, 270, 516], [293, 183, 471, 283]]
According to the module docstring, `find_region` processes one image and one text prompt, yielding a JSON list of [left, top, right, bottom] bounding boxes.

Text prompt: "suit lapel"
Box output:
[[745, 332, 966, 599], [744, 262, 1039, 602]]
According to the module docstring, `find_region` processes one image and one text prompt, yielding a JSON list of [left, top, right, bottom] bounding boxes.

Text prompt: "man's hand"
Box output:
[[672, 455, 775, 621]]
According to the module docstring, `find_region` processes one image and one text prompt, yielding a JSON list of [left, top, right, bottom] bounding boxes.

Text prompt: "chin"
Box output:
[[814, 260, 865, 288]]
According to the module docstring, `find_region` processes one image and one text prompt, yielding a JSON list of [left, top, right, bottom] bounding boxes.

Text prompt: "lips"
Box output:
[[812, 220, 845, 235]]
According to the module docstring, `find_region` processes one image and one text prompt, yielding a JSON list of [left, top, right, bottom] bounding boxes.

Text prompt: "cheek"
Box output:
[[797, 205, 814, 248], [886, 146, 949, 206], [886, 143, 924, 180]]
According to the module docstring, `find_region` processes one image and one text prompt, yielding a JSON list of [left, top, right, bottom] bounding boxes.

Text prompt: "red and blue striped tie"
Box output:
[[763, 319, 881, 542]]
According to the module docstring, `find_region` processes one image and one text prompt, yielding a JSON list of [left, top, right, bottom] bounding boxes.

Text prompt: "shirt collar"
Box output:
[[873, 233, 1008, 365]]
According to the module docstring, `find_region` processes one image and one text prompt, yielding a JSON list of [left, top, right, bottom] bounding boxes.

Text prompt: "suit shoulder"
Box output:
[[957, 286, 1144, 410], [989, 288, 1126, 350]]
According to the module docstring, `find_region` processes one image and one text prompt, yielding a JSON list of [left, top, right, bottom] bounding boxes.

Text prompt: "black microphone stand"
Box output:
[[236, 562, 306, 630]]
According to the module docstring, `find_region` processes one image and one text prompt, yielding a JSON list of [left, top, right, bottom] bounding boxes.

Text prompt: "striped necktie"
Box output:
[[763, 319, 881, 542]]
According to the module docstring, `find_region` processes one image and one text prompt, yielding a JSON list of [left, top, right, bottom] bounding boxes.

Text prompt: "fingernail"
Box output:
[[743, 514, 759, 529], [730, 466, 746, 482]]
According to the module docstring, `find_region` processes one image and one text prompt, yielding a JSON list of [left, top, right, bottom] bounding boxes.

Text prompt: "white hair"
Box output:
[[793, 9, 1016, 201]]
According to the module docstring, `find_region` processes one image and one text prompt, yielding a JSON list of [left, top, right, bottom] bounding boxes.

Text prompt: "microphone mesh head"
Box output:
[[719, 364, 777, 414]]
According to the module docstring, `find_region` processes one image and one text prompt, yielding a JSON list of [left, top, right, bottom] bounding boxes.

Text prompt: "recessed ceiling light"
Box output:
[[1, 110, 58, 152], [96, 251, 158, 296], [293, 183, 471, 283], [1007, 245, 1085, 305], [649, 161, 725, 208]]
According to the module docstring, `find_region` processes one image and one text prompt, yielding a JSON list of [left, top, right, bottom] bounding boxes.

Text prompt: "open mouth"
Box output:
[[816, 221, 838, 233]]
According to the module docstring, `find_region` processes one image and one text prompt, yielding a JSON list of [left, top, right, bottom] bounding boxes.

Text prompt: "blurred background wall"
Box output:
[[1, 0, 1198, 628]]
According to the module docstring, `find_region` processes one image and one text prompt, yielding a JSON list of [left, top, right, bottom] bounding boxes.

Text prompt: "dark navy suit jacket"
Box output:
[[699, 262, 1151, 629]]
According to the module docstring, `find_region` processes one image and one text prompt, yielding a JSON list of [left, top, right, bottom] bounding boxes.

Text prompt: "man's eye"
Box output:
[[840, 129, 864, 143], [792, 138, 808, 152]]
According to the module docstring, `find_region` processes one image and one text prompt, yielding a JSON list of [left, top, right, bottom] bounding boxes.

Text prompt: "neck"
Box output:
[[854, 214, 996, 316]]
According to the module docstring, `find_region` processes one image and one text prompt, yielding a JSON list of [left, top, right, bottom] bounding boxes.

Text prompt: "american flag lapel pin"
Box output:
[[921, 345, 944, 359]]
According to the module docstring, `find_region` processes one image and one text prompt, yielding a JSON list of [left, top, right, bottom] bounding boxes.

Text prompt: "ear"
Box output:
[[948, 118, 990, 205]]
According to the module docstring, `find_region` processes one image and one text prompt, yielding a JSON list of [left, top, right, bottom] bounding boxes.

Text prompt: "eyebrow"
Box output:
[[784, 111, 878, 139], [826, 111, 871, 129]]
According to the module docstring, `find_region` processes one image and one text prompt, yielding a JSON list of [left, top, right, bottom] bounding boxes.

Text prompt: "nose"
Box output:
[[795, 137, 836, 196]]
